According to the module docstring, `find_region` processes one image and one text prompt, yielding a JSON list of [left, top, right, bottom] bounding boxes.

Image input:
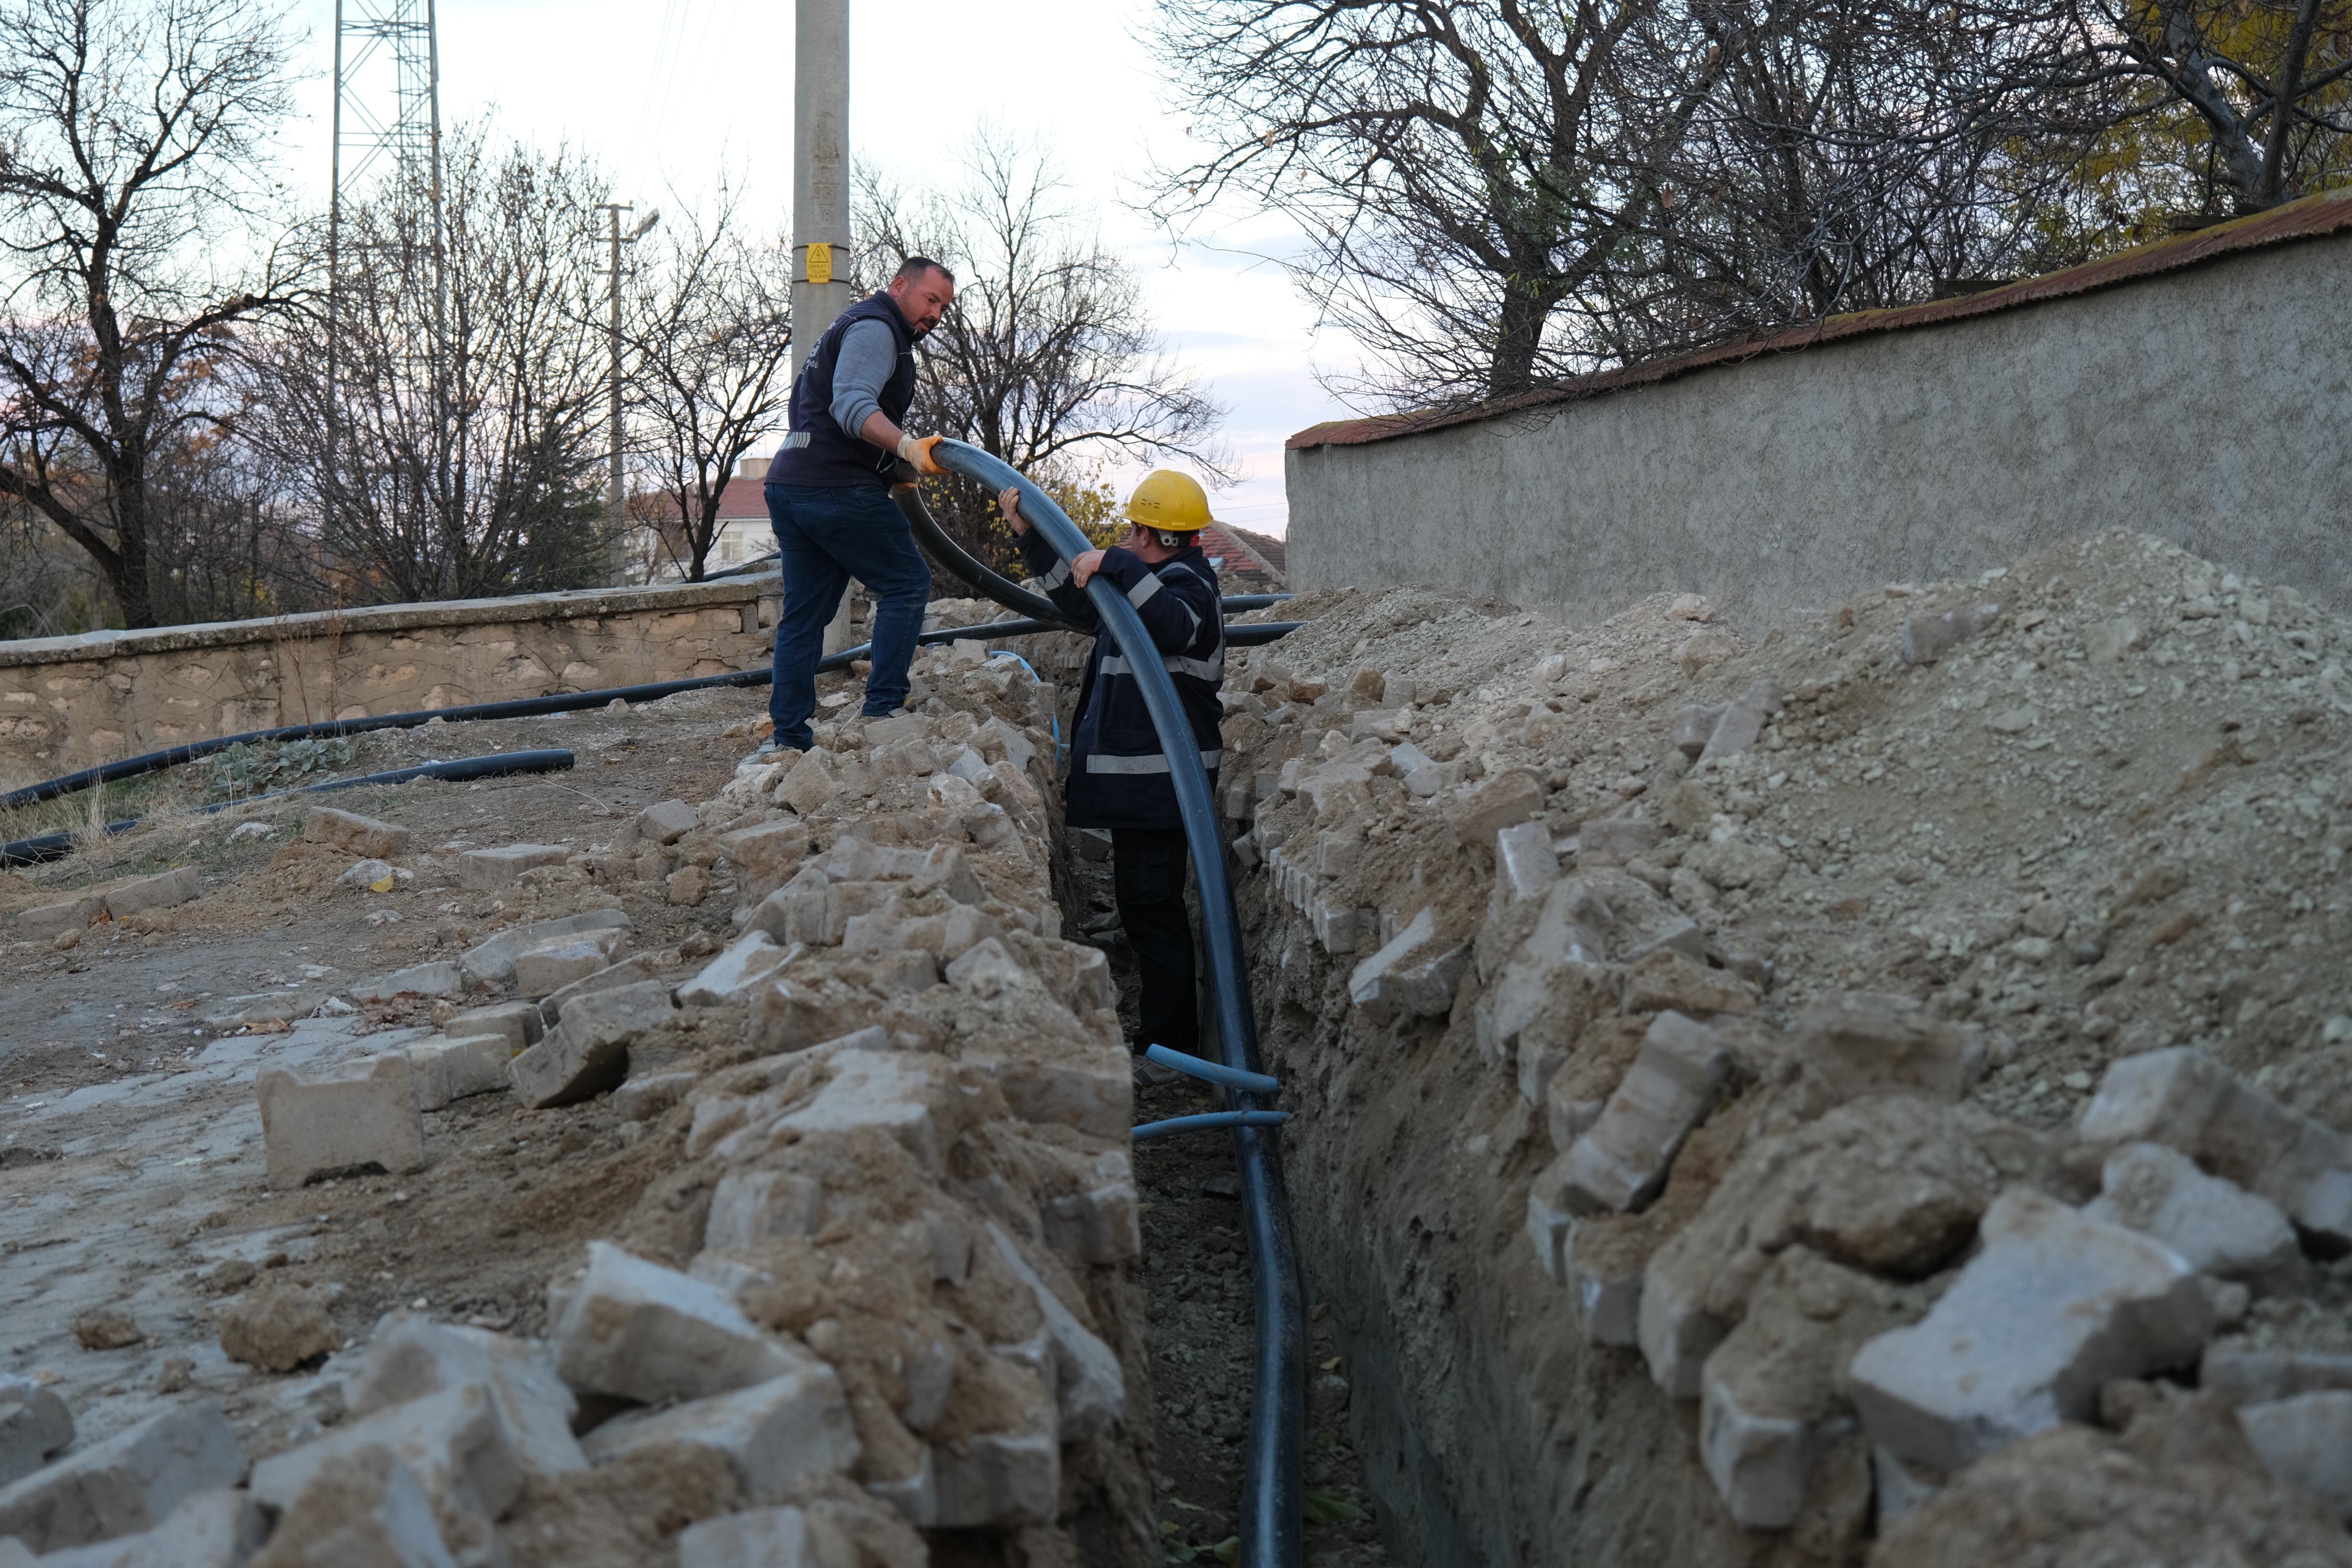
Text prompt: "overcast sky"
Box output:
[[274, 0, 1362, 535]]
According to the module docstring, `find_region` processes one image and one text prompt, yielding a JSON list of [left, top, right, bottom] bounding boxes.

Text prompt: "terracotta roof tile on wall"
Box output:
[[1288, 190, 2352, 452]]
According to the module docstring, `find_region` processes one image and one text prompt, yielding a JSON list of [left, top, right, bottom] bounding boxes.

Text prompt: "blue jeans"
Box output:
[[765, 481, 932, 748]]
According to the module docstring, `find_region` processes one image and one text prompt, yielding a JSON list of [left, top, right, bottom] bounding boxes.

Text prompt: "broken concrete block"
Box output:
[[1525, 1177, 1644, 1345], [1697, 677, 1783, 765], [2235, 1391, 2352, 1521], [338, 1312, 585, 1480], [1452, 769, 1543, 846], [405, 1034, 510, 1110], [635, 798, 699, 845], [2202, 1345, 2352, 1405], [1899, 602, 2001, 664], [1347, 907, 1438, 1014], [1673, 704, 1730, 760], [1621, 950, 1758, 1018], [9, 891, 108, 941], [1045, 1153, 1142, 1265], [2086, 1141, 2302, 1286], [774, 753, 840, 819], [928, 1428, 1060, 1529], [440, 1000, 542, 1051], [508, 979, 673, 1109], [772, 1050, 958, 1174], [552, 1242, 800, 1404], [303, 806, 413, 860], [0, 1376, 72, 1489], [945, 937, 1031, 1000], [2079, 1046, 2352, 1250], [99, 868, 202, 919], [1848, 1187, 2213, 1474], [970, 1048, 1132, 1141], [1578, 818, 1660, 867], [250, 1383, 521, 1530], [680, 932, 799, 1007], [257, 1052, 426, 1189], [1795, 992, 1983, 1101], [456, 909, 632, 985], [717, 820, 813, 902], [537, 953, 657, 1025], [1494, 821, 1560, 905], [673, 1505, 870, 1568], [457, 844, 570, 889], [1698, 1246, 1920, 1530], [1556, 1012, 1730, 1215], [705, 1167, 823, 1250], [988, 1224, 1125, 1439], [613, 1069, 699, 1122], [246, 1451, 459, 1568], [510, 929, 625, 999], [581, 1367, 859, 1504], [0, 1403, 244, 1554], [30, 1487, 266, 1568], [351, 960, 465, 1004]]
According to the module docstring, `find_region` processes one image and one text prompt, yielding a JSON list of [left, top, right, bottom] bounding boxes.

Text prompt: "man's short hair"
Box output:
[[894, 255, 954, 286]]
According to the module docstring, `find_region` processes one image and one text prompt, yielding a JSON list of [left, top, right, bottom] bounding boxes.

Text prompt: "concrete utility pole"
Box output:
[[597, 202, 659, 584], [794, 0, 858, 649]]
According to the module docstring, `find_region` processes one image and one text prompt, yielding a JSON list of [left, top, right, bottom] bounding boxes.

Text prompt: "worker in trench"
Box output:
[[998, 471, 1226, 1075]]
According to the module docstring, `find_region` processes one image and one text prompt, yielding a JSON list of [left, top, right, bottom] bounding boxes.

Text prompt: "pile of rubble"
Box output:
[[1218, 529, 2352, 1563], [0, 636, 1158, 1565]]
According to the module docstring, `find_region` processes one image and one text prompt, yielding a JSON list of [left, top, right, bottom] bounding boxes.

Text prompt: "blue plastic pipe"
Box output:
[[1133, 1109, 1291, 1141], [930, 438, 1303, 1568], [1146, 1043, 1281, 1097]]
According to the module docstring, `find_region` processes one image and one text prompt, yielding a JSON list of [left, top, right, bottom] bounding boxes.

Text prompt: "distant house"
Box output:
[[631, 456, 775, 581], [1198, 522, 1288, 594]]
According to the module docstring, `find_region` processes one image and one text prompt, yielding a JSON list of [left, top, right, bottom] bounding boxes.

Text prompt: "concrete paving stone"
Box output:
[[747, 866, 831, 947], [635, 798, 699, 845], [1900, 601, 2002, 664], [551, 1242, 803, 1404], [9, 891, 108, 942], [863, 714, 925, 749], [1698, 1246, 1921, 1530], [2079, 1046, 2352, 1250], [2202, 1345, 2352, 1405], [967, 1047, 1131, 1141], [257, 1052, 426, 1190], [1578, 818, 1661, 867], [458, 910, 632, 986], [199, 985, 341, 1031], [97, 868, 201, 919], [0, 1402, 244, 1554], [704, 1167, 823, 1250], [717, 820, 814, 903], [986, 1224, 1124, 1440], [1450, 769, 1542, 846], [680, 933, 799, 1007], [2086, 1141, 2303, 1285], [1794, 992, 1985, 1100], [976, 717, 1036, 774], [1346, 907, 1436, 1014], [1494, 821, 1560, 904], [303, 805, 414, 860], [439, 1000, 541, 1051], [771, 1050, 958, 1174], [1673, 703, 1729, 760], [1620, 950, 1759, 1018], [928, 1427, 1061, 1528], [1696, 677, 1783, 765], [456, 844, 571, 891], [2236, 1391, 2352, 1520], [536, 953, 657, 1025], [580, 1367, 859, 1505], [0, 1377, 72, 1489], [613, 1069, 700, 1121], [246, 1451, 459, 1568], [509, 930, 625, 999], [508, 980, 673, 1109], [1848, 1187, 2214, 1474], [1044, 1152, 1141, 1265], [944, 937, 1032, 1000], [667, 863, 713, 906], [1557, 1011, 1731, 1215], [338, 1312, 585, 1480], [405, 1034, 510, 1111], [674, 1505, 867, 1568], [351, 961, 466, 1004], [775, 752, 839, 818], [31, 1488, 266, 1568], [250, 1383, 521, 1528]]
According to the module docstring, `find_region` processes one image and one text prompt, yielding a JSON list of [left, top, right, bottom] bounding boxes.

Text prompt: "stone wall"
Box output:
[[1283, 203, 2352, 632], [0, 576, 782, 788]]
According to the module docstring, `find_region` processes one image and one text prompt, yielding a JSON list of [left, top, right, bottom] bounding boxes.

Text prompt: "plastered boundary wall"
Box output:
[[1285, 225, 2352, 630], [0, 576, 782, 787]]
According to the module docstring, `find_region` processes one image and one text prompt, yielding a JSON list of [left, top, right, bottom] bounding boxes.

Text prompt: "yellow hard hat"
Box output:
[[1122, 469, 1213, 533]]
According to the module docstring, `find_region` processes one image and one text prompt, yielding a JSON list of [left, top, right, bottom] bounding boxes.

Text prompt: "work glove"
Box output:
[[895, 434, 946, 475]]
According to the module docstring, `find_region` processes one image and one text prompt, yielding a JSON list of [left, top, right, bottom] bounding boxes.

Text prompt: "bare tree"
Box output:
[[857, 133, 1227, 574], [625, 181, 793, 583], [263, 126, 615, 602], [0, 0, 305, 629]]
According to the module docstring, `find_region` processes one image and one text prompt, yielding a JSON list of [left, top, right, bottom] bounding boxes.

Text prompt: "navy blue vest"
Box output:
[[769, 292, 921, 489]]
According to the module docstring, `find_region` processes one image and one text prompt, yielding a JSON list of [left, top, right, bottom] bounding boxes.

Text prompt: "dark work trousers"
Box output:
[[1112, 826, 1197, 1057], [763, 481, 933, 750]]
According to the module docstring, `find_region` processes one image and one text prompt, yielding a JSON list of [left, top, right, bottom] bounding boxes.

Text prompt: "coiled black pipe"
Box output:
[[1, 749, 575, 869], [930, 438, 1303, 1567]]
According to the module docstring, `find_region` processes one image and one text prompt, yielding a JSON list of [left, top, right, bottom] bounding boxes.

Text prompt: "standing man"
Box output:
[[999, 471, 1225, 1066], [761, 257, 957, 756]]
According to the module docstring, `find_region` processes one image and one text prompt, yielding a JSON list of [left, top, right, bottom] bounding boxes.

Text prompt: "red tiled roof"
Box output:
[[1199, 522, 1287, 590], [715, 476, 768, 519], [1287, 189, 2352, 451]]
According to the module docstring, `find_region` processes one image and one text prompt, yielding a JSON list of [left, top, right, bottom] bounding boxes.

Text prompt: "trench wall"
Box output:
[[1284, 224, 2352, 630], [0, 577, 783, 787]]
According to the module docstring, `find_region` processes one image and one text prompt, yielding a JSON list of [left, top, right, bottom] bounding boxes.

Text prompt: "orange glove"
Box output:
[[895, 434, 946, 475]]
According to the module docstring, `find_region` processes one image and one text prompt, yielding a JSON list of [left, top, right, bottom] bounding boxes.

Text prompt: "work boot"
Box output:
[[1131, 1052, 1182, 1089]]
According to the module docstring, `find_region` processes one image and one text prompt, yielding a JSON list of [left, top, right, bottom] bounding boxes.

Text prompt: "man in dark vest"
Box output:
[[760, 256, 956, 755]]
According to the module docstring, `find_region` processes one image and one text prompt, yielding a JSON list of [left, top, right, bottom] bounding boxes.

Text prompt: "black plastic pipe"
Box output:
[[930, 438, 1303, 1567], [1, 749, 575, 869]]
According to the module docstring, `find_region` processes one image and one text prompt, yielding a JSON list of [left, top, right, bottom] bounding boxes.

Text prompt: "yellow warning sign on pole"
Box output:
[[806, 242, 834, 285]]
